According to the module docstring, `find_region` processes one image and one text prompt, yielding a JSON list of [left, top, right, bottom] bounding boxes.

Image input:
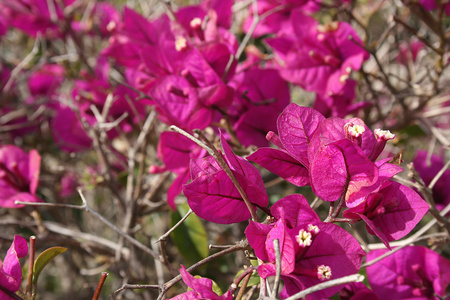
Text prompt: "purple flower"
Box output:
[[168, 265, 232, 300], [245, 195, 365, 299], [229, 68, 290, 147], [51, 106, 92, 153], [0, 235, 28, 299], [183, 134, 268, 224], [366, 246, 450, 299], [343, 181, 429, 248], [413, 150, 450, 212], [2, 0, 76, 37], [267, 11, 369, 96], [0, 145, 42, 208]]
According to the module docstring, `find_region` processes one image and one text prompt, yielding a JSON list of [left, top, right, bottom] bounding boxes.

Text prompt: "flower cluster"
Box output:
[[248, 104, 429, 247]]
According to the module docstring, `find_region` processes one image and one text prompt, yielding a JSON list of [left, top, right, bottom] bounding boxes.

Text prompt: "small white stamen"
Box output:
[[106, 21, 116, 32], [175, 37, 187, 51], [190, 17, 202, 29], [374, 128, 395, 140], [347, 124, 365, 137], [307, 224, 320, 234], [296, 229, 312, 247], [317, 265, 332, 280]]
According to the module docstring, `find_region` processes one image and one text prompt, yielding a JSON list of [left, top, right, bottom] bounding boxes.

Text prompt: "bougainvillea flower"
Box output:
[[245, 195, 365, 299], [313, 79, 371, 118], [367, 246, 450, 299], [169, 265, 232, 300], [343, 181, 428, 248], [183, 134, 268, 224], [267, 10, 369, 96], [248, 104, 325, 186], [26, 64, 65, 107], [51, 106, 92, 153], [229, 68, 290, 147], [0, 235, 28, 299], [2, 0, 75, 37], [413, 150, 450, 212], [0, 145, 41, 208], [150, 131, 207, 210]]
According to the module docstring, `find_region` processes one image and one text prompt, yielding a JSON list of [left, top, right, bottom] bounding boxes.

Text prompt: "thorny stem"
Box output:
[[26, 236, 36, 297], [16, 191, 161, 262], [236, 0, 259, 60], [92, 272, 108, 300], [235, 272, 252, 300], [156, 209, 193, 243]]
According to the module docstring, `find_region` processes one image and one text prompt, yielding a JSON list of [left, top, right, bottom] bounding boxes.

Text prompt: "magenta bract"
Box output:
[[183, 135, 268, 224], [169, 266, 232, 300], [367, 246, 450, 299], [0, 145, 42, 208], [0, 235, 28, 298], [343, 181, 429, 248], [246, 195, 365, 299]]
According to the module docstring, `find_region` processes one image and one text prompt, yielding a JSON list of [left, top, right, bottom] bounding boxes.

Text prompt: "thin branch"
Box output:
[[284, 274, 365, 300], [110, 284, 160, 299], [16, 191, 161, 261], [92, 272, 108, 300], [273, 239, 281, 297], [26, 236, 36, 297], [156, 209, 193, 243], [170, 125, 259, 222], [157, 241, 250, 300]]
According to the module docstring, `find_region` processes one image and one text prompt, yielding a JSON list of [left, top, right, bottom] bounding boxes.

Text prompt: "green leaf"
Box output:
[[170, 203, 208, 264], [33, 247, 67, 285], [235, 269, 260, 287]]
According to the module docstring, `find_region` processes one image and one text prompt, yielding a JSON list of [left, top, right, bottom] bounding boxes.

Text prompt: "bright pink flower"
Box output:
[[245, 195, 365, 299], [0, 145, 41, 208], [229, 68, 290, 147], [247, 104, 325, 187], [169, 265, 232, 300], [367, 246, 450, 299], [26, 64, 65, 108], [413, 150, 450, 212], [51, 106, 92, 153], [183, 134, 268, 224], [267, 11, 369, 96], [343, 181, 429, 248], [2, 0, 76, 37], [0, 235, 28, 299]]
